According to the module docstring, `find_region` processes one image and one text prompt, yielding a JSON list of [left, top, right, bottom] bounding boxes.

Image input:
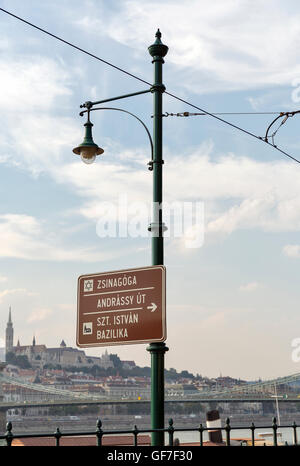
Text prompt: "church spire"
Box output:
[[6, 306, 14, 358]]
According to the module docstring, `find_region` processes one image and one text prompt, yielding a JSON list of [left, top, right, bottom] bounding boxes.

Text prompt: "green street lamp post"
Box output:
[[146, 30, 169, 447], [73, 30, 168, 446]]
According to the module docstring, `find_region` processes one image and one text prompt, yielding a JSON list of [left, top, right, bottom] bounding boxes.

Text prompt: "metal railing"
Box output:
[[0, 417, 299, 447]]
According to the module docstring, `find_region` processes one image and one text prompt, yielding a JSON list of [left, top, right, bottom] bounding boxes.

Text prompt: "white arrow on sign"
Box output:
[[147, 302, 157, 312]]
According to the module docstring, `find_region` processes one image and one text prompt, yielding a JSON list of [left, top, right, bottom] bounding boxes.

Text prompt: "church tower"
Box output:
[[5, 307, 14, 358]]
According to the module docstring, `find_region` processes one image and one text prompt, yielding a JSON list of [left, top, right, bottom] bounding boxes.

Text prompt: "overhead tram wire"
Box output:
[[0, 7, 151, 87], [1, 7, 300, 164], [163, 111, 281, 116], [163, 91, 300, 164]]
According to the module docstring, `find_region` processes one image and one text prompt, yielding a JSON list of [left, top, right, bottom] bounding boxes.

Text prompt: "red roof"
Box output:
[[12, 434, 151, 447]]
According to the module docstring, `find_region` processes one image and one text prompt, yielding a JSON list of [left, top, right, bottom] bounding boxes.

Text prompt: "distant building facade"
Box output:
[[4, 310, 114, 370]]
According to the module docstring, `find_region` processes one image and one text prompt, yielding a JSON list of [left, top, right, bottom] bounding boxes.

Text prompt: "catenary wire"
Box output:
[[1, 7, 300, 164], [0, 7, 151, 87], [163, 112, 281, 116], [0, 9, 282, 117], [163, 91, 300, 164]]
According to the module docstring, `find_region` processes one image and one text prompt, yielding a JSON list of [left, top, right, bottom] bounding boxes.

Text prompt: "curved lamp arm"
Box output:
[[79, 107, 154, 170]]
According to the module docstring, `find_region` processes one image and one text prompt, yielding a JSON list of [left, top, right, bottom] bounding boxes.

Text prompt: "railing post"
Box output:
[[133, 425, 139, 447], [293, 421, 298, 446], [272, 417, 278, 447], [168, 418, 174, 446], [5, 421, 13, 447], [225, 418, 231, 446], [199, 423, 204, 446], [96, 418, 103, 446], [54, 427, 62, 447], [250, 422, 255, 446]]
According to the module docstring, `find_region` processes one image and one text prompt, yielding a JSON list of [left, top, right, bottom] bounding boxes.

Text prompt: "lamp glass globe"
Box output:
[[80, 147, 97, 164]]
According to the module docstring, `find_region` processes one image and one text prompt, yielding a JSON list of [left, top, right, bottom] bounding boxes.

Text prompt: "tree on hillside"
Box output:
[[6, 352, 32, 369]]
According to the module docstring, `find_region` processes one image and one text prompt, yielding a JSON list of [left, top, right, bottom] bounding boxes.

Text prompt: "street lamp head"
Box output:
[[73, 116, 104, 164]]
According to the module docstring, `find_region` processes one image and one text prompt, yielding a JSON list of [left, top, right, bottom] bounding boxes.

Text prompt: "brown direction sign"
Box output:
[[77, 265, 166, 347]]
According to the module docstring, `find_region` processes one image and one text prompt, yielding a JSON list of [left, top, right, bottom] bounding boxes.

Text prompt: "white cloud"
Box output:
[[27, 308, 53, 323], [239, 282, 260, 292], [165, 152, 300, 235], [0, 56, 72, 112], [0, 53, 80, 178], [1, 11, 300, 244], [0, 288, 36, 303], [3, 110, 300, 242], [44, 148, 300, 239], [1, 3, 300, 257], [0, 213, 123, 262], [6, 114, 79, 176], [75, 0, 300, 93], [283, 244, 300, 258]]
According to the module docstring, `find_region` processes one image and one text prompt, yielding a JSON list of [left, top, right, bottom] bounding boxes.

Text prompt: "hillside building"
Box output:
[[4, 309, 113, 370]]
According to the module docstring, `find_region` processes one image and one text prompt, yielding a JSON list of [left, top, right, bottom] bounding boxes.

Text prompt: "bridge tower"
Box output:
[[5, 307, 13, 359]]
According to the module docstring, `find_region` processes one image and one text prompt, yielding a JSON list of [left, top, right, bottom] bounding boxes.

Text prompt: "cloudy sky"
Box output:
[[1, 0, 300, 380]]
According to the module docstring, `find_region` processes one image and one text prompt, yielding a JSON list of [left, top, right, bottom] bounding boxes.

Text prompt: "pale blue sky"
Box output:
[[1, 0, 300, 380]]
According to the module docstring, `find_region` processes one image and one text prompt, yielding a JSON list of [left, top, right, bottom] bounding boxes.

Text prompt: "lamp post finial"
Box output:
[[148, 29, 168, 59]]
